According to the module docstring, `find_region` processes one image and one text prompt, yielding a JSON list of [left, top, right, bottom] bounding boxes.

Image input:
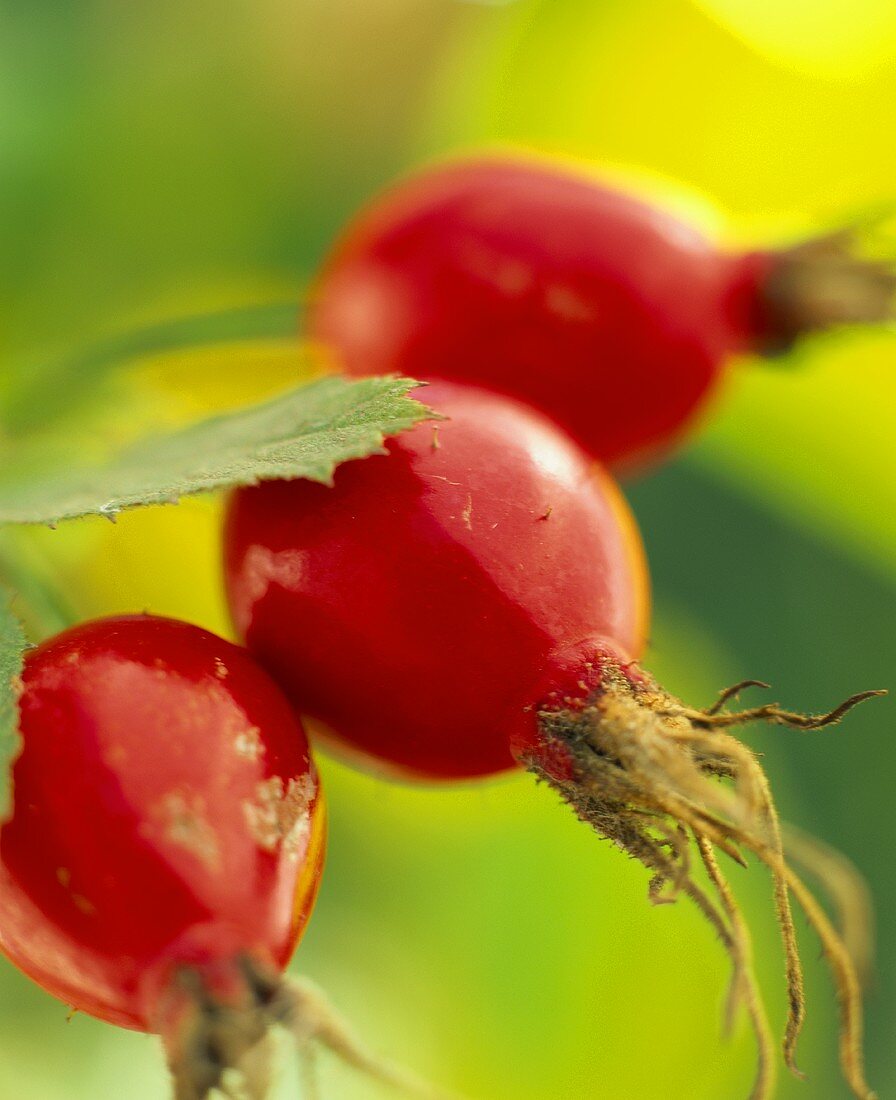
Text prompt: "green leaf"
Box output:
[[0, 594, 26, 821], [0, 374, 430, 526]]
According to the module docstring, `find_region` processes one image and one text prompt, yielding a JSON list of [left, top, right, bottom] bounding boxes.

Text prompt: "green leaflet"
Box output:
[[0, 374, 430, 526]]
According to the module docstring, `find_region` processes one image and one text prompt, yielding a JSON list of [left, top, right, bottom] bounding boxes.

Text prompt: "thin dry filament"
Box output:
[[530, 671, 878, 1100]]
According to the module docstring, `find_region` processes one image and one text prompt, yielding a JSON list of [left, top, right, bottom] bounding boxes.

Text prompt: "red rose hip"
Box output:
[[0, 615, 443, 1100], [1, 614, 324, 1027], [225, 382, 648, 780], [225, 383, 880, 1100], [311, 155, 895, 471]]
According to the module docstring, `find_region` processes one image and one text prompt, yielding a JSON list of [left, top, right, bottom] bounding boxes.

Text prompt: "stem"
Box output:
[[695, 834, 775, 1100], [758, 231, 896, 354], [522, 655, 880, 1100], [156, 957, 457, 1100]]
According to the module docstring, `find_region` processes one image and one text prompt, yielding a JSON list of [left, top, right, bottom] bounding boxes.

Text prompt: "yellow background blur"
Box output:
[[1, 2, 895, 1098]]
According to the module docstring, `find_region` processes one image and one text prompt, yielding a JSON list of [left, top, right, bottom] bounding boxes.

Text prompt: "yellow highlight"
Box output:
[[692, 0, 896, 76]]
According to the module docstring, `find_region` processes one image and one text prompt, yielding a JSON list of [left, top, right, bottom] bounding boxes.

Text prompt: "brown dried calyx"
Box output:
[[759, 229, 896, 353], [158, 956, 458, 1100], [522, 657, 885, 1100]]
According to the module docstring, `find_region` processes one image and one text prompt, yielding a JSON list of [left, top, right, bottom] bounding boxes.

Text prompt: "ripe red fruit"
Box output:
[[0, 614, 327, 1098], [225, 381, 648, 780], [1, 614, 325, 1031], [311, 155, 895, 471], [1, 615, 446, 1100], [225, 382, 879, 1100]]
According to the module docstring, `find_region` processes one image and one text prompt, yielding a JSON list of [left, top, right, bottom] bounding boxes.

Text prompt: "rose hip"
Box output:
[[225, 382, 880, 1100], [0, 615, 441, 1100], [311, 156, 895, 471], [226, 382, 647, 779]]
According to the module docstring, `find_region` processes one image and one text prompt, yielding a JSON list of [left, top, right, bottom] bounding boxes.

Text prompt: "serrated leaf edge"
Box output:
[[0, 374, 435, 527]]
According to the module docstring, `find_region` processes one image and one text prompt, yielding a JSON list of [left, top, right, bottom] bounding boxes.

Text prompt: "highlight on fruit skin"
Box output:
[[0, 614, 449, 1100], [224, 380, 884, 1100], [310, 153, 896, 472]]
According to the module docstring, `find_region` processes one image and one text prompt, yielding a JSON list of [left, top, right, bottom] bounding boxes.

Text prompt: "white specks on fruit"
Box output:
[[243, 774, 315, 861], [234, 726, 264, 762], [243, 546, 308, 607], [422, 473, 461, 487], [214, 657, 229, 680], [149, 791, 222, 873], [462, 495, 473, 530]]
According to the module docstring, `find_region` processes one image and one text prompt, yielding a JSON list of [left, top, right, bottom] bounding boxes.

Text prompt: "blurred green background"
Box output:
[[1, 1, 895, 1097]]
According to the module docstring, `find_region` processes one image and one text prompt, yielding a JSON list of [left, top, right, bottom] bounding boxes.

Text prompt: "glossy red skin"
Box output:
[[311, 156, 768, 470], [224, 382, 648, 780], [0, 616, 325, 1031]]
